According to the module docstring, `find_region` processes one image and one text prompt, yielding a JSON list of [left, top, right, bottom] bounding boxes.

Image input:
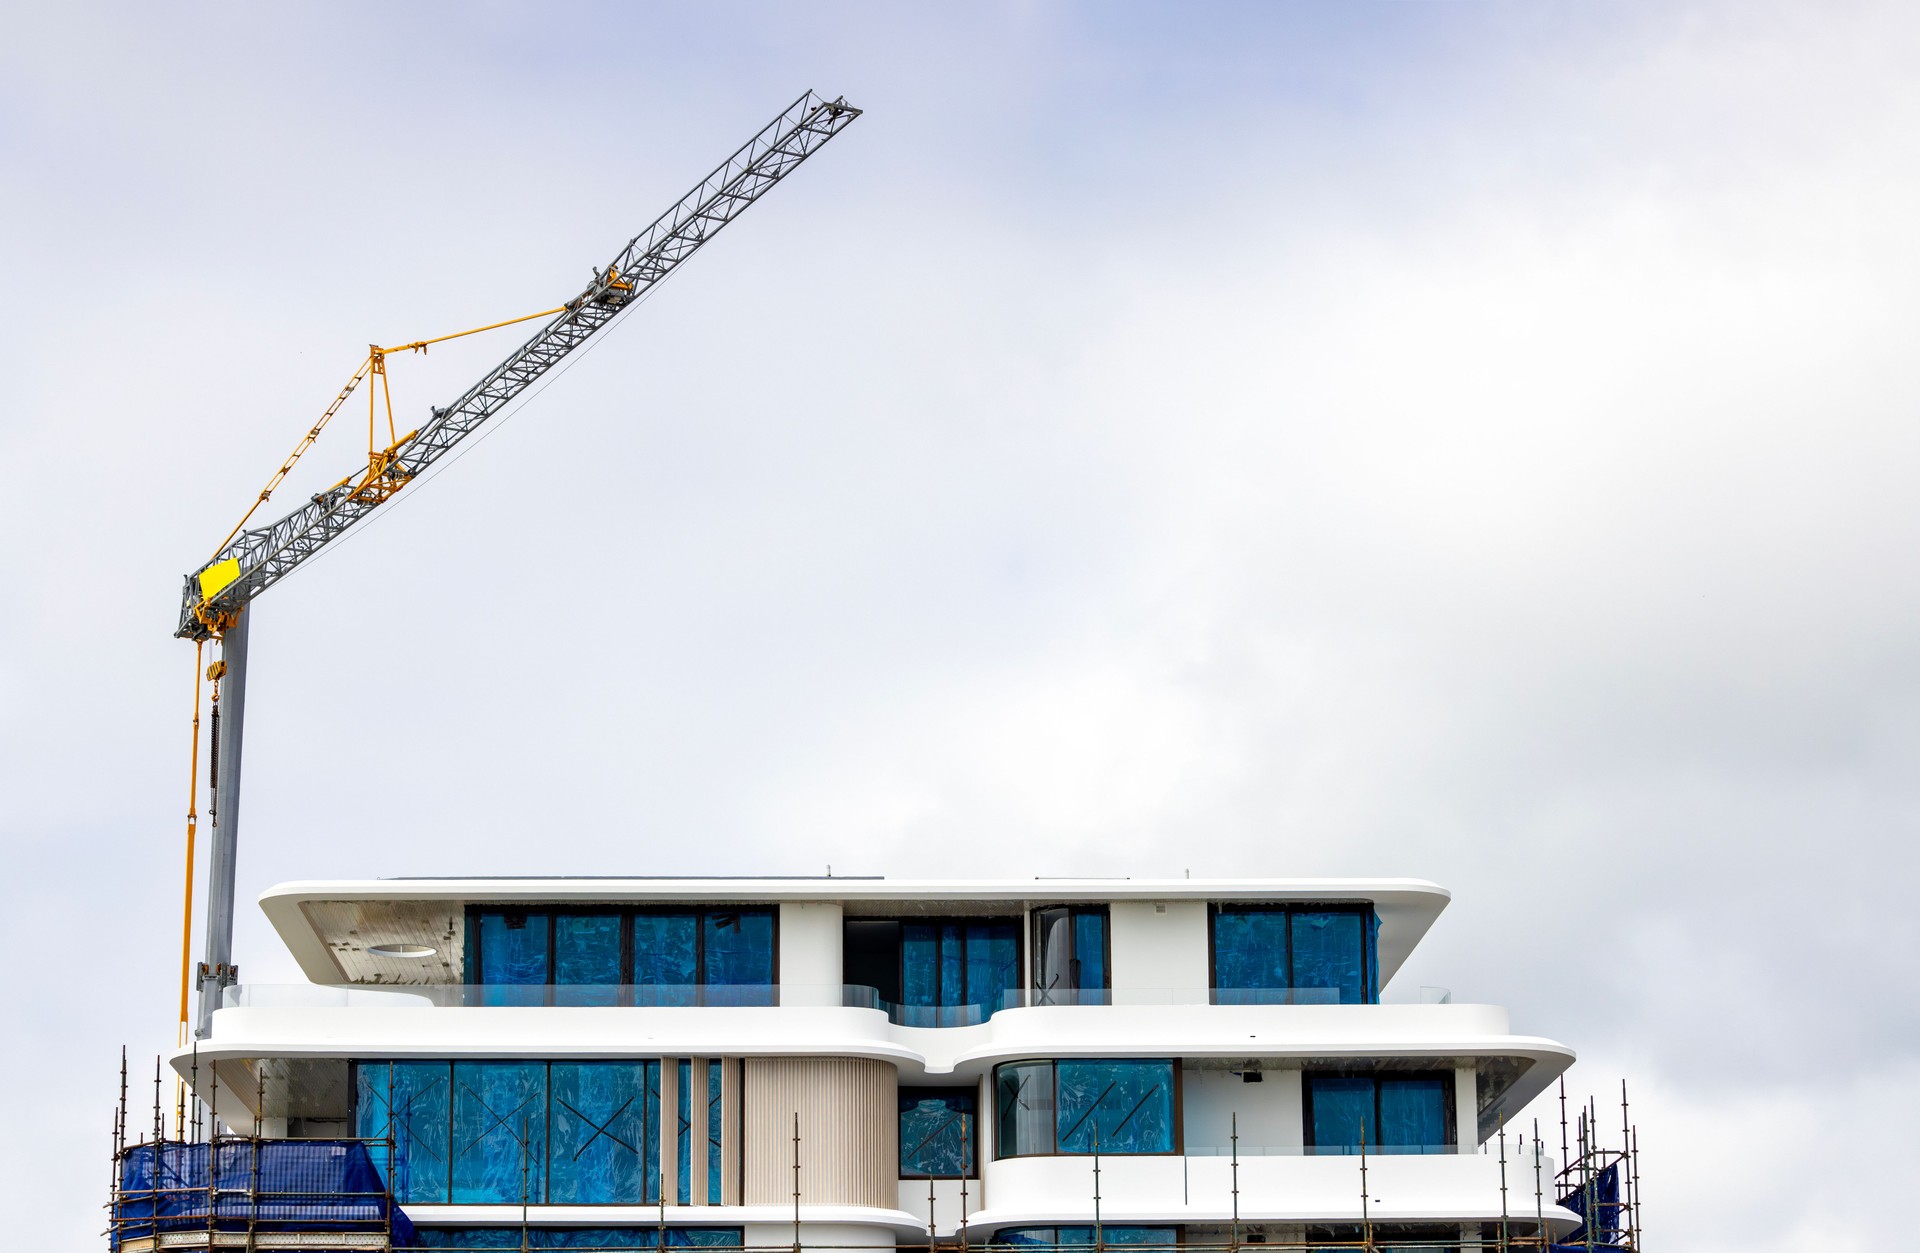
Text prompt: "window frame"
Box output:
[[1030, 905, 1112, 1006], [354, 1059, 680, 1206], [898, 1086, 979, 1179], [464, 905, 779, 1004], [843, 916, 1024, 1024], [990, 1059, 1183, 1159], [1205, 902, 1377, 1005], [1300, 1069, 1456, 1155]]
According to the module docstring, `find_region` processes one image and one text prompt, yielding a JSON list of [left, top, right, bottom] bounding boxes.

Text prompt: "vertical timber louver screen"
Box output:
[[742, 1057, 896, 1206]]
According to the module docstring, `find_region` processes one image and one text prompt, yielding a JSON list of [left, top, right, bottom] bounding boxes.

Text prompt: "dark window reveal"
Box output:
[[843, 918, 1021, 1027], [1209, 905, 1378, 1005], [993, 1060, 1178, 1157], [1303, 1072, 1454, 1155], [1032, 906, 1109, 1006]]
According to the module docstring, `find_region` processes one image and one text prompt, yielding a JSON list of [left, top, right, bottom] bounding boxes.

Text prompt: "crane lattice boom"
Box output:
[[177, 90, 859, 640]]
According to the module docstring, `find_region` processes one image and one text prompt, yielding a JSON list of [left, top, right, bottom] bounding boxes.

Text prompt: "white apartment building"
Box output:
[[153, 876, 1588, 1250]]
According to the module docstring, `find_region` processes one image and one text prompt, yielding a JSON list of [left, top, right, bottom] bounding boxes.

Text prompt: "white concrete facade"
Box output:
[[180, 876, 1583, 1245]]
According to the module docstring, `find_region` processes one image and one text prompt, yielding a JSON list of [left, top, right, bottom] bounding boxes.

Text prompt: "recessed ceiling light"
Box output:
[[369, 944, 436, 958]]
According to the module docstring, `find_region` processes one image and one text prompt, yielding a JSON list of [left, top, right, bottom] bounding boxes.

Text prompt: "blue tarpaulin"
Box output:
[[114, 1139, 414, 1248], [1555, 1162, 1629, 1251]]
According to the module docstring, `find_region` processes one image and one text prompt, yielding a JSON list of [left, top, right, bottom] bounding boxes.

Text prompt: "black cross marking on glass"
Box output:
[[1059, 1080, 1162, 1151], [554, 1095, 639, 1161], [371, 1072, 448, 1165], [458, 1079, 538, 1158]]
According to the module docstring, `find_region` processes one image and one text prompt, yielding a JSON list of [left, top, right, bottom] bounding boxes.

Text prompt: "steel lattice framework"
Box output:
[[177, 90, 860, 640]]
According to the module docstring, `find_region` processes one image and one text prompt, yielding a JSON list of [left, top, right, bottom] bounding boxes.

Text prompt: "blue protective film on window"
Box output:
[[994, 1062, 1054, 1157], [1055, 1060, 1175, 1154], [548, 1062, 653, 1204], [451, 1061, 546, 1203], [703, 910, 774, 1005], [1058, 1228, 1179, 1247], [965, 922, 1019, 1018], [1378, 1076, 1450, 1150], [554, 915, 623, 1005], [357, 1061, 451, 1204], [1291, 911, 1365, 1005], [410, 1228, 743, 1250], [707, 1061, 723, 1202], [902, 924, 940, 1010], [632, 914, 698, 1005], [996, 1228, 1177, 1248], [1073, 912, 1108, 1004], [899, 1091, 975, 1176], [1211, 909, 1287, 1004], [1306, 1075, 1376, 1153], [477, 913, 550, 1005]]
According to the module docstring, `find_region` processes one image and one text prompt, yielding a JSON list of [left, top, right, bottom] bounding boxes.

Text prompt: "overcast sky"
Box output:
[[4, 3, 1917, 1247]]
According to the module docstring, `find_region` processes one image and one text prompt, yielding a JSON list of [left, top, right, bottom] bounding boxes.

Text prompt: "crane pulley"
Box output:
[[171, 91, 861, 1052]]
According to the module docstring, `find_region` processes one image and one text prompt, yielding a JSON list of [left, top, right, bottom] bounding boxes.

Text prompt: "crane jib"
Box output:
[[175, 91, 859, 641]]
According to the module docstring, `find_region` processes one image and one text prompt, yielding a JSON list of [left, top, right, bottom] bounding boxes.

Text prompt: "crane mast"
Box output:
[[175, 91, 859, 1035]]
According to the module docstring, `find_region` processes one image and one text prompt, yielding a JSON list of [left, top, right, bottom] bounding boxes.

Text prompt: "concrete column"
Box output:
[[1455, 1066, 1479, 1153]]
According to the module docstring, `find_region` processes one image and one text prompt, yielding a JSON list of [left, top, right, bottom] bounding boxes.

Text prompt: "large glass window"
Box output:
[[844, 918, 1021, 1027], [356, 1061, 452, 1205], [473, 911, 551, 1006], [548, 1061, 659, 1204], [993, 1060, 1177, 1157], [1032, 907, 1109, 1006], [702, 911, 777, 1006], [467, 907, 775, 1005], [899, 1089, 976, 1178], [410, 1228, 742, 1249], [357, 1060, 670, 1204], [1303, 1072, 1453, 1155], [995, 1229, 1178, 1249], [554, 914, 624, 1006], [452, 1061, 548, 1204], [1209, 905, 1378, 1005]]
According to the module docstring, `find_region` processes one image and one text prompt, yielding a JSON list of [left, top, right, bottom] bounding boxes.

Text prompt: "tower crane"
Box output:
[[171, 91, 860, 1043]]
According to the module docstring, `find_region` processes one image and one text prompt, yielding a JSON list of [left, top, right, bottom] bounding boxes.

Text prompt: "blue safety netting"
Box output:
[[1554, 1162, 1629, 1251], [113, 1140, 415, 1249], [406, 1227, 741, 1249]]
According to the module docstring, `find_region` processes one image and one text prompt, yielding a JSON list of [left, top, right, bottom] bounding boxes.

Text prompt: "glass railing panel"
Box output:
[[218, 983, 1465, 1019]]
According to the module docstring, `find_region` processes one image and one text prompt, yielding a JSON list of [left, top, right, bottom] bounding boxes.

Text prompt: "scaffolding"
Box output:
[[107, 1052, 413, 1251], [110, 1052, 1640, 1253]]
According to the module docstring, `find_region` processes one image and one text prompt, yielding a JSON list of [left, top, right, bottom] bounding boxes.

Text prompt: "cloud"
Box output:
[[3, 3, 1916, 1246]]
